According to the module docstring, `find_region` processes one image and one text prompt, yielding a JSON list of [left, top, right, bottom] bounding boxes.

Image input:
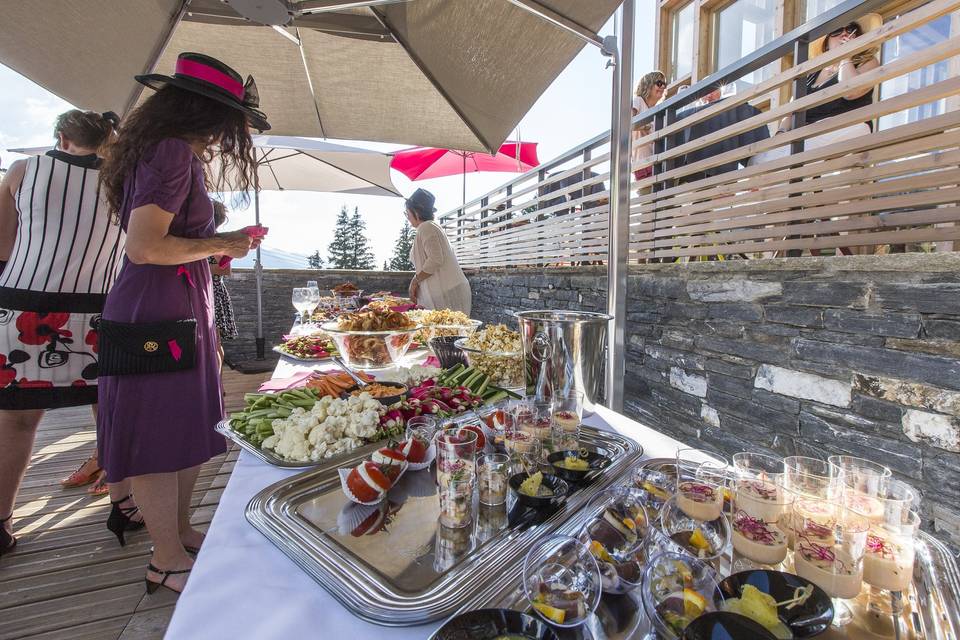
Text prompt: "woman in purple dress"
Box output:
[[97, 52, 268, 595]]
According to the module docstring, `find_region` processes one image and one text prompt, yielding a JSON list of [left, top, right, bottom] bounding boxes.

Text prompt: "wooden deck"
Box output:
[[0, 370, 271, 640]]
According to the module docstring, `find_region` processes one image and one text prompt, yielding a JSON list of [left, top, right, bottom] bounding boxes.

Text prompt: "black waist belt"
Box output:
[[0, 286, 108, 314]]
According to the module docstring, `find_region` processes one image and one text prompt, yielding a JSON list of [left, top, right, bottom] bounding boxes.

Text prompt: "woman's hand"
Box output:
[[219, 231, 255, 259], [408, 277, 420, 303]]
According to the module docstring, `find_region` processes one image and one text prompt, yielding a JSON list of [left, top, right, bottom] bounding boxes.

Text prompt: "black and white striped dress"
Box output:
[[0, 151, 125, 409]]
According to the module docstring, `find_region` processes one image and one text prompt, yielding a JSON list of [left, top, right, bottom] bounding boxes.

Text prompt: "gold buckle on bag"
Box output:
[[143, 341, 159, 353]]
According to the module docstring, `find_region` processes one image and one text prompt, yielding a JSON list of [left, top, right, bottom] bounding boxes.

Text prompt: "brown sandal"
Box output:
[[61, 454, 101, 488]]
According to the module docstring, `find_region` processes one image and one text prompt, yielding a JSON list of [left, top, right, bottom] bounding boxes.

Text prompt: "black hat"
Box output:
[[135, 52, 270, 131], [405, 188, 437, 215]]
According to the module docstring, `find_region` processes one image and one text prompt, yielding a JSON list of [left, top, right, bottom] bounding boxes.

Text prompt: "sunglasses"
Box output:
[[828, 23, 861, 38], [654, 80, 667, 88]]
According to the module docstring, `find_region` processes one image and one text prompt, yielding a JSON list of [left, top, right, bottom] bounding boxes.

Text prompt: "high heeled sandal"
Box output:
[[106, 494, 145, 547], [0, 513, 16, 558], [144, 563, 192, 595], [61, 454, 101, 488]]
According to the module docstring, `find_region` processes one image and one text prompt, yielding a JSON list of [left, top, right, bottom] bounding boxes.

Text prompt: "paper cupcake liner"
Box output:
[[405, 441, 437, 471], [337, 502, 382, 535], [339, 464, 407, 506]]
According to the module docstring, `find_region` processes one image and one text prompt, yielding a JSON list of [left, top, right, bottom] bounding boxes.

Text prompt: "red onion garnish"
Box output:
[[867, 534, 894, 558], [797, 535, 847, 571], [744, 480, 778, 500], [734, 510, 777, 544], [680, 481, 716, 502], [803, 520, 834, 539]]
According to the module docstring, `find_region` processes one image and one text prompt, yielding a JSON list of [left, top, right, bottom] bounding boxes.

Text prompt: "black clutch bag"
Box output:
[[97, 318, 197, 375]]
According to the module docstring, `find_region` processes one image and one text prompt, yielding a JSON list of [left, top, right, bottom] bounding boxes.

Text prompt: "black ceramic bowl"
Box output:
[[715, 570, 834, 638], [432, 608, 560, 640], [509, 472, 569, 509], [429, 335, 469, 369], [547, 449, 611, 483], [682, 611, 778, 640], [342, 381, 408, 406]]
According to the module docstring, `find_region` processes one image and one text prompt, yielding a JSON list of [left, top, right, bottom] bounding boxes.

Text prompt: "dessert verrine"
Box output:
[[793, 539, 863, 599], [735, 479, 786, 523], [731, 510, 788, 565], [677, 481, 724, 522], [862, 530, 914, 592]]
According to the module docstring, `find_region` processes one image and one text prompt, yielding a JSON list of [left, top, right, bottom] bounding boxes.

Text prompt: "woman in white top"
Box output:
[[631, 71, 667, 188], [405, 188, 471, 314]]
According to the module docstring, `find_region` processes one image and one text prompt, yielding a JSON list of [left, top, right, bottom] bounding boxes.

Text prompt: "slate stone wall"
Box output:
[[221, 269, 412, 365], [466, 253, 960, 550]]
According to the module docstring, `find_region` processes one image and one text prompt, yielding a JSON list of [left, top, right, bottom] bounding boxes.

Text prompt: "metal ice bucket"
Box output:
[[515, 310, 613, 412]]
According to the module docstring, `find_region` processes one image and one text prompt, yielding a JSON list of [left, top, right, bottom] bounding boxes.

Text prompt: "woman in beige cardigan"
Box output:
[[405, 188, 471, 314]]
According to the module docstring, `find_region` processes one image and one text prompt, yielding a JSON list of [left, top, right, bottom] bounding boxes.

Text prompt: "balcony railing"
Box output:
[[439, 0, 960, 267]]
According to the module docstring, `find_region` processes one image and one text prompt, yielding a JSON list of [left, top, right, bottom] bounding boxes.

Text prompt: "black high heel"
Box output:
[[144, 563, 192, 595], [0, 513, 16, 558], [106, 494, 145, 547]]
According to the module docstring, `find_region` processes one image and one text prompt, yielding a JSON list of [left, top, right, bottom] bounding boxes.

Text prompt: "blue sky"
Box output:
[[0, 3, 655, 267]]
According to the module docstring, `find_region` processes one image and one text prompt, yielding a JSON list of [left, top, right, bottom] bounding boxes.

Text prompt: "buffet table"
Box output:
[[163, 356, 683, 639]]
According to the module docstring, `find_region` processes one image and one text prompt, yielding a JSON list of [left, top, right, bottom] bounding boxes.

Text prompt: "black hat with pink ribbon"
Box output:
[[135, 52, 270, 131]]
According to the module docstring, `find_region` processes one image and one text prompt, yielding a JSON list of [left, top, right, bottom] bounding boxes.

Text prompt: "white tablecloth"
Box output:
[[164, 357, 687, 639]]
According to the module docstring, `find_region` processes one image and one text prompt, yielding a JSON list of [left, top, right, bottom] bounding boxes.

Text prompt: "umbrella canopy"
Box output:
[[390, 141, 540, 181], [0, 0, 621, 153], [8, 136, 399, 197]]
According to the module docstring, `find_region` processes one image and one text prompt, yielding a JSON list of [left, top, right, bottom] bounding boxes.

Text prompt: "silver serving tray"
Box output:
[[216, 419, 326, 469], [462, 458, 960, 640], [245, 426, 645, 626], [271, 345, 334, 362]]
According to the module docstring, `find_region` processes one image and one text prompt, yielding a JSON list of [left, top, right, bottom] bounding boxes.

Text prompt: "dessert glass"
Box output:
[[640, 551, 721, 640], [523, 535, 602, 629], [477, 453, 510, 506], [784, 456, 841, 501], [731, 478, 793, 570], [657, 496, 730, 568], [438, 475, 474, 529], [828, 455, 892, 499], [504, 430, 543, 475], [792, 501, 869, 626], [435, 427, 478, 489], [405, 415, 438, 442], [551, 391, 584, 452], [513, 399, 555, 453]]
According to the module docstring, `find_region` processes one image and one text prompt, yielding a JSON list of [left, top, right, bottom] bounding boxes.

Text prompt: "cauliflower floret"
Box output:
[[274, 430, 310, 461], [310, 441, 328, 461], [344, 408, 380, 439], [261, 434, 278, 450]]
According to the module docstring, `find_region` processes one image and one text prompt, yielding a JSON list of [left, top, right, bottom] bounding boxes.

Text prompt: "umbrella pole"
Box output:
[[462, 154, 467, 212], [605, 1, 634, 412], [254, 189, 265, 360]]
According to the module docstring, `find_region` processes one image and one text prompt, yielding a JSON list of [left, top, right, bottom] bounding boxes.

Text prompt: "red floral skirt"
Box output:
[[0, 309, 100, 409]]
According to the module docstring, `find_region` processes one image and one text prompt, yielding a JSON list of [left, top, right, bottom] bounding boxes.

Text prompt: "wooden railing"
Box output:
[[439, 0, 960, 266]]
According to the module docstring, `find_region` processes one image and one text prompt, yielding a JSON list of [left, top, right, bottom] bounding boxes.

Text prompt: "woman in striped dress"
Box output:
[[0, 110, 140, 558]]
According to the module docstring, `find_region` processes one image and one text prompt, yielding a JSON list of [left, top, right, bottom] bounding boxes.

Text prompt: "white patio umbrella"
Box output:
[[0, 0, 621, 153], [7, 136, 400, 359]]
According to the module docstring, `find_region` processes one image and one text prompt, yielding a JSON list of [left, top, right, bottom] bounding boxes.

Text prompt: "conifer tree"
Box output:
[[387, 221, 415, 271]]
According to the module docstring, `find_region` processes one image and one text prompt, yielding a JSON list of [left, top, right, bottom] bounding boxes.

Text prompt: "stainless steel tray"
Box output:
[[216, 419, 324, 469], [245, 426, 645, 626], [271, 345, 334, 363], [467, 458, 960, 640]]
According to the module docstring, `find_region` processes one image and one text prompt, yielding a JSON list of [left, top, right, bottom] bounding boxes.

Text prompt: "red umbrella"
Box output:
[[391, 141, 539, 209]]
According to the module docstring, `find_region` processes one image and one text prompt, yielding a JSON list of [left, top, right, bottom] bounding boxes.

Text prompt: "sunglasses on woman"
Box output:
[[828, 23, 861, 38], [654, 80, 667, 88]]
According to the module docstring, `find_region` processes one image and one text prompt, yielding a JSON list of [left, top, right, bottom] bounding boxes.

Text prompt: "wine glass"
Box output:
[[292, 287, 313, 325], [306, 285, 321, 322]]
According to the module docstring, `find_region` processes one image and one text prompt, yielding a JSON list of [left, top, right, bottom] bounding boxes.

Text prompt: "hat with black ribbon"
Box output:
[[135, 52, 270, 131]]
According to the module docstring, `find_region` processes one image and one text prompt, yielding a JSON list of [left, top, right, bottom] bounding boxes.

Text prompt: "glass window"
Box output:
[[671, 2, 695, 81], [879, 15, 952, 129], [714, 0, 778, 83], [803, 0, 845, 23]]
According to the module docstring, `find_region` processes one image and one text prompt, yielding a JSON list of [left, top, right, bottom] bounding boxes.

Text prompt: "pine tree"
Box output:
[[388, 221, 415, 271], [326, 206, 354, 269], [307, 250, 325, 269], [347, 207, 376, 270]]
